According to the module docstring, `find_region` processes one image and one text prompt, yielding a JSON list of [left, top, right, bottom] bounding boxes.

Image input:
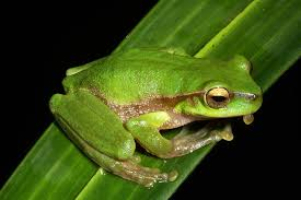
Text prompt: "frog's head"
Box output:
[[175, 55, 262, 125]]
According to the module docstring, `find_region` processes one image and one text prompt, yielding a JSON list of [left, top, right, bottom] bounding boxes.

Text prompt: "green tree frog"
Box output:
[[50, 48, 262, 187]]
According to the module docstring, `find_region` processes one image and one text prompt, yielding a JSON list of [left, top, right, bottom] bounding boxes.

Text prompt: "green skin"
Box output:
[[50, 48, 262, 187]]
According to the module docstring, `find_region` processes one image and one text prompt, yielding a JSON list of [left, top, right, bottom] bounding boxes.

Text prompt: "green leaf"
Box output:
[[1, 0, 300, 199], [195, 0, 301, 91]]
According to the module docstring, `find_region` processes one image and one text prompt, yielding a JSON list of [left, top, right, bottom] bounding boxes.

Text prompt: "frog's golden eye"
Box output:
[[205, 87, 230, 108]]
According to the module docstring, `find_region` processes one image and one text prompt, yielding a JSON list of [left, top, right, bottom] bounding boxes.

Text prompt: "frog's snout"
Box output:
[[243, 93, 262, 125]]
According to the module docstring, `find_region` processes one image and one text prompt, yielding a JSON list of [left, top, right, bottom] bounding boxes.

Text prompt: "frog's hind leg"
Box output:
[[50, 90, 175, 187], [56, 113, 175, 187], [58, 115, 174, 187]]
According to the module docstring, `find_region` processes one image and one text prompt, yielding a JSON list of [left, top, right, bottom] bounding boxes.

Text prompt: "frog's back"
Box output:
[[64, 49, 230, 104]]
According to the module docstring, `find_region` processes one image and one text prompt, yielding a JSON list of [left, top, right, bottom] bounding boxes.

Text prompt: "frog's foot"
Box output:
[[71, 133, 177, 187], [159, 122, 233, 159], [111, 159, 178, 188]]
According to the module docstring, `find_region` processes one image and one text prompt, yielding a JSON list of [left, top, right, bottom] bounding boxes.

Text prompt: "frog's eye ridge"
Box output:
[[205, 87, 230, 108]]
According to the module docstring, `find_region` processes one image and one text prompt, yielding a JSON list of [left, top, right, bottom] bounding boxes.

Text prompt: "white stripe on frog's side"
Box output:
[[89, 87, 207, 129]]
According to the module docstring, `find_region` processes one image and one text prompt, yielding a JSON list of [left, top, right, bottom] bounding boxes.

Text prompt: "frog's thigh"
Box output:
[[50, 90, 135, 160], [125, 112, 173, 156]]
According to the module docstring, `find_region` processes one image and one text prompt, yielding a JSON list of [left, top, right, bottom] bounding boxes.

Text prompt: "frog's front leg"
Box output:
[[50, 90, 175, 187], [168, 122, 233, 158], [126, 113, 233, 159]]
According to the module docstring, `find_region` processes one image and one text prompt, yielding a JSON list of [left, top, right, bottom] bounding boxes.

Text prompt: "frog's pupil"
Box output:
[[212, 95, 227, 103]]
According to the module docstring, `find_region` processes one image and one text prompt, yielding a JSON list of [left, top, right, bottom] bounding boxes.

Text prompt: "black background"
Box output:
[[1, 1, 300, 199]]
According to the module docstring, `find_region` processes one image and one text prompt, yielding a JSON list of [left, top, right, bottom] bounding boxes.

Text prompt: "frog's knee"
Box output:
[[49, 94, 65, 113], [116, 138, 136, 160]]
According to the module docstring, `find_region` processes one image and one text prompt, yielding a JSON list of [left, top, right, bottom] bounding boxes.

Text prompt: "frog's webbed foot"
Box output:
[[159, 122, 233, 159], [111, 159, 178, 188]]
